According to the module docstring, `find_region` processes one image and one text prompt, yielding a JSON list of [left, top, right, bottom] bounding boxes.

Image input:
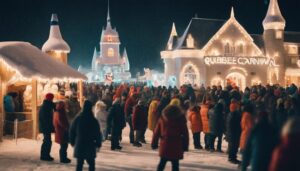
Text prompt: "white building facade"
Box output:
[[161, 0, 300, 89]]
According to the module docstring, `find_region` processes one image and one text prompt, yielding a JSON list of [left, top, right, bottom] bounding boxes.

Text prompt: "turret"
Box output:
[[42, 14, 70, 64], [263, 0, 286, 30], [122, 48, 130, 71], [167, 22, 178, 50], [263, 0, 286, 85], [91, 47, 98, 70]]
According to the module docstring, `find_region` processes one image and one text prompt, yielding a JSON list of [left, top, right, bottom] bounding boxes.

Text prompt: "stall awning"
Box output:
[[0, 41, 86, 83], [285, 68, 300, 77]]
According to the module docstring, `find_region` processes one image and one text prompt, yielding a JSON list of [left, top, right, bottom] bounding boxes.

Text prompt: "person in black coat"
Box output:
[[208, 101, 224, 152], [107, 98, 126, 150], [70, 100, 102, 171], [226, 101, 242, 164], [156, 92, 170, 119], [39, 93, 55, 161]]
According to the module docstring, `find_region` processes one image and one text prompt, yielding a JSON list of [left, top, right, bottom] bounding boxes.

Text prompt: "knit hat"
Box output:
[[45, 93, 54, 101], [170, 98, 181, 106]]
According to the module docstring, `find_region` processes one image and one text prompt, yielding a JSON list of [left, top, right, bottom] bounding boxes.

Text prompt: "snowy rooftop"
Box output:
[[42, 14, 71, 53], [0, 41, 86, 82]]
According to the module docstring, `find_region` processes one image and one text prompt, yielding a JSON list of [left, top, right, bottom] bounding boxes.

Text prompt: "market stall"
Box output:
[[0, 42, 86, 141]]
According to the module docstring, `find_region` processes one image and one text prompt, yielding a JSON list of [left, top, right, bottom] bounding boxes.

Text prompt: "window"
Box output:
[[107, 48, 114, 57], [107, 35, 113, 42], [186, 34, 194, 48], [291, 57, 298, 64], [276, 30, 283, 39], [288, 45, 298, 55], [238, 44, 244, 55], [224, 42, 230, 55]]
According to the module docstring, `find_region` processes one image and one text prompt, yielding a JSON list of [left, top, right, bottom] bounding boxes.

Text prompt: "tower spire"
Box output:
[[171, 22, 177, 37], [167, 22, 178, 50], [230, 7, 235, 18], [106, 0, 112, 29], [263, 0, 286, 30], [122, 48, 130, 71]]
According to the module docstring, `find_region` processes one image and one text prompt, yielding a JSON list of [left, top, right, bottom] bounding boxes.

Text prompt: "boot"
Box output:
[[60, 158, 71, 163]]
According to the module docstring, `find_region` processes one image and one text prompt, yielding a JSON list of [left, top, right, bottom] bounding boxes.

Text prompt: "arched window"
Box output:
[[107, 48, 114, 57], [238, 44, 244, 55], [224, 42, 230, 55]]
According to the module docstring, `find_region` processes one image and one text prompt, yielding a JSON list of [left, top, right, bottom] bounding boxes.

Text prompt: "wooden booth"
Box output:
[[0, 42, 86, 141]]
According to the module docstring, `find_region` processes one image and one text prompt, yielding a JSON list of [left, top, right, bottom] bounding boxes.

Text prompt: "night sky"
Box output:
[[0, 0, 299, 75]]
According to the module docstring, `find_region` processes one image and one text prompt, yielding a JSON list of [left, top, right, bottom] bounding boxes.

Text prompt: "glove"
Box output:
[[151, 144, 158, 150]]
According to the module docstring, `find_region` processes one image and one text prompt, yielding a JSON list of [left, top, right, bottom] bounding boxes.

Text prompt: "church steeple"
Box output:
[[167, 22, 178, 50], [263, 0, 286, 30], [230, 7, 235, 19], [106, 0, 112, 29]]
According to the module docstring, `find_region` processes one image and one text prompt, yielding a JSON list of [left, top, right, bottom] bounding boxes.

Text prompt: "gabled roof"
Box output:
[[201, 10, 264, 56], [284, 32, 300, 44], [0, 42, 86, 83], [175, 18, 225, 49]]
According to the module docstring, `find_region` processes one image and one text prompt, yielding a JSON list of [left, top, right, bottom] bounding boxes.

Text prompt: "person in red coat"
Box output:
[[187, 105, 203, 149], [53, 101, 71, 163], [132, 100, 148, 147], [151, 105, 189, 171], [269, 117, 300, 171], [124, 93, 139, 143]]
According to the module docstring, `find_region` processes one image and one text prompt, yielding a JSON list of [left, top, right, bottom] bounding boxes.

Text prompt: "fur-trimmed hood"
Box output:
[[162, 105, 184, 121]]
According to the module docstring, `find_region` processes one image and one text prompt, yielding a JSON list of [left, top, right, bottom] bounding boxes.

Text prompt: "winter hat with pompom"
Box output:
[[45, 93, 54, 101]]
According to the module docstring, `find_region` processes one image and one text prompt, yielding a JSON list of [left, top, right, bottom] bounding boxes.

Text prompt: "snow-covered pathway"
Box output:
[[0, 127, 239, 171]]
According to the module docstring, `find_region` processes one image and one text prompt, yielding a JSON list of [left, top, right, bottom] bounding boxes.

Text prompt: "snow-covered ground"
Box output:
[[0, 127, 239, 171]]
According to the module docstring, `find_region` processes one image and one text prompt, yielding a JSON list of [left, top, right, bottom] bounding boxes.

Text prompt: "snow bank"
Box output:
[[0, 127, 239, 171]]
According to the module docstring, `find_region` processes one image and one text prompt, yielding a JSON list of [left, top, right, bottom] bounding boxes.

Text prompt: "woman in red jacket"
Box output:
[[132, 100, 148, 147], [151, 105, 189, 171], [53, 101, 71, 163], [188, 105, 203, 149]]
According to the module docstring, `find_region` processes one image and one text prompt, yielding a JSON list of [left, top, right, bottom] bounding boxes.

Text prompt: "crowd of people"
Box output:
[[37, 82, 300, 171]]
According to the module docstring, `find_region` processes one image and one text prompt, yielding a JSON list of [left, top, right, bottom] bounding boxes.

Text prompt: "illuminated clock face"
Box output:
[[107, 35, 112, 42]]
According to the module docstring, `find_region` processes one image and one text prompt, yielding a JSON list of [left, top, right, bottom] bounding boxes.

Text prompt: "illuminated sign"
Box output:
[[204, 56, 278, 66]]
